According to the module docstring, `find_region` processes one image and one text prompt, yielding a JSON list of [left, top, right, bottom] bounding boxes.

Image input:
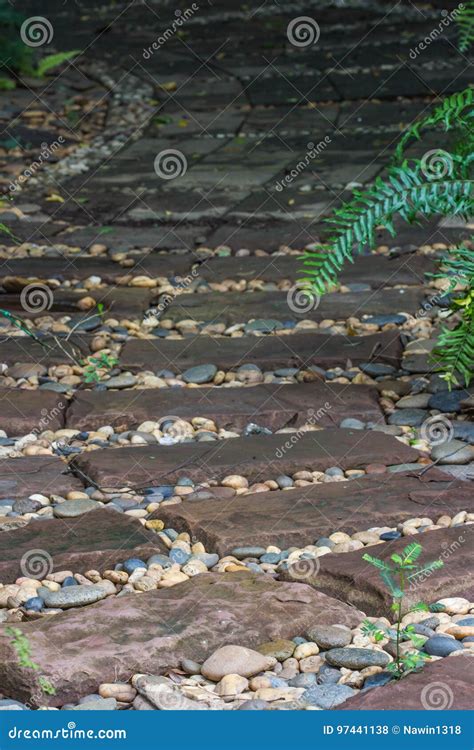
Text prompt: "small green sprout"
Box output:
[[361, 542, 444, 679]]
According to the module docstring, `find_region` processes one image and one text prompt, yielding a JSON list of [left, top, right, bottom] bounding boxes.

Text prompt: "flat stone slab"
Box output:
[[66, 382, 383, 432], [282, 526, 474, 618], [0, 572, 364, 706], [120, 331, 403, 372], [3, 288, 151, 319], [73, 430, 420, 488], [0, 336, 92, 367], [1, 254, 192, 282], [0, 509, 166, 584], [154, 475, 473, 556], [339, 653, 473, 710], [0, 456, 83, 500], [200, 255, 433, 287], [162, 288, 425, 324], [207, 222, 317, 251], [0, 389, 67, 435]]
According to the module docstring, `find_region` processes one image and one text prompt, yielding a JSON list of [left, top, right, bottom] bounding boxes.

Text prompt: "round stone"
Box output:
[[191, 553, 219, 568], [182, 364, 217, 384], [201, 645, 276, 681], [364, 314, 407, 326], [457, 617, 474, 626], [257, 639, 296, 661], [428, 390, 470, 413], [237, 699, 270, 710], [244, 319, 281, 333], [62, 577, 78, 587], [53, 499, 99, 518], [276, 475, 294, 489], [363, 672, 393, 690], [231, 546, 266, 559], [380, 530, 401, 541], [325, 648, 390, 669], [288, 673, 317, 688], [123, 558, 147, 575], [23, 596, 44, 612], [104, 374, 137, 389], [300, 684, 356, 708], [307, 625, 352, 650], [431, 440, 474, 465], [169, 548, 190, 565], [360, 363, 396, 377], [37, 584, 107, 609], [340, 418, 366, 430], [423, 636, 464, 657], [388, 409, 427, 427], [147, 554, 172, 569]]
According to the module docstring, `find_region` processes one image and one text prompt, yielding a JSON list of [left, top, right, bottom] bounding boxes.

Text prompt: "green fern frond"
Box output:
[[457, 0, 474, 51], [394, 88, 474, 163], [433, 302, 474, 387], [434, 242, 474, 286], [299, 161, 474, 296], [35, 50, 81, 78], [431, 241, 474, 387]]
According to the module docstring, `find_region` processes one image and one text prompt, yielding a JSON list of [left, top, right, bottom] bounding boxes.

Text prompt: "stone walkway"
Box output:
[[0, 0, 473, 710]]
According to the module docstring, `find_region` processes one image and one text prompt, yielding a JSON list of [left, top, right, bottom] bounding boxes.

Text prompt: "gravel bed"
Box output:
[[3, 597, 473, 710], [1, 512, 471, 624]]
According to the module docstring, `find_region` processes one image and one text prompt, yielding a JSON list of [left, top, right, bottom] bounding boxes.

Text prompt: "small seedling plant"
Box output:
[[361, 542, 443, 679], [5, 627, 56, 697], [81, 352, 118, 383]]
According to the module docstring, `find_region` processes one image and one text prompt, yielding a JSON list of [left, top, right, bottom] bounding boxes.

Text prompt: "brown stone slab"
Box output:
[[1, 287, 151, 318], [200, 254, 433, 287], [0, 456, 83, 500], [282, 525, 474, 618], [161, 288, 426, 323], [66, 381, 383, 432], [0, 572, 364, 706], [0, 336, 92, 367], [208, 222, 317, 250], [0, 509, 166, 584], [0, 389, 67, 434], [72, 429, 420, 489], [63, 224, 210, 253], [0, 254, 192, 282], [120, 331, 403, 373], [339, 653, 473, 710], [153, 475, 473, 556]]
